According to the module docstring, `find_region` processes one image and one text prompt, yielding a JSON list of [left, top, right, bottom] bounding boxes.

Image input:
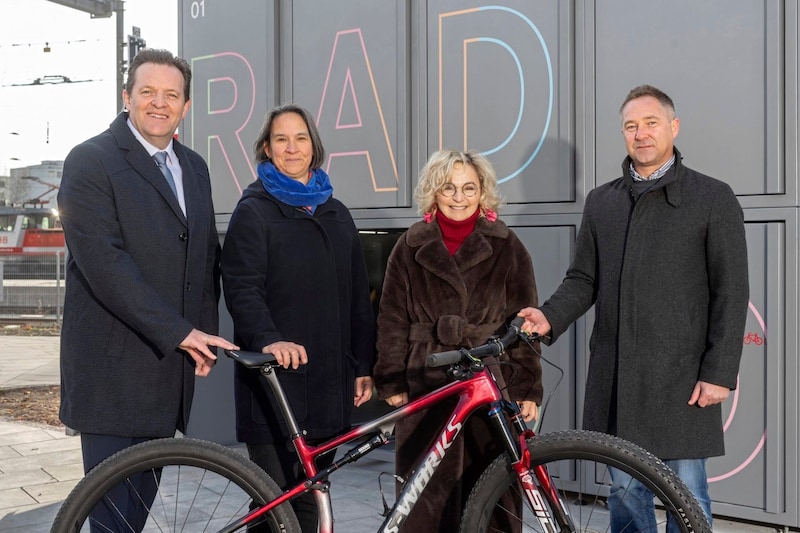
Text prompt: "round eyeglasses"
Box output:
[[439, 183, 480, 198]]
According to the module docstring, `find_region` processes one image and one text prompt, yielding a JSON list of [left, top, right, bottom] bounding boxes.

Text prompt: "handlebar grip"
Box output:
[[427, 350, 463, 367], [426, 317, 525, 367], [508, 315, 525, 332]]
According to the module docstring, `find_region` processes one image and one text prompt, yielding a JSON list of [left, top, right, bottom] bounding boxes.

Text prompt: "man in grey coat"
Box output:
[[58, 49, 236, 531], [519, 85, 748, 532]]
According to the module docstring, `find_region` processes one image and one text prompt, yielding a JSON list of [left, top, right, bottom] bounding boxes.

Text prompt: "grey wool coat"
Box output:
[[375, 216, 542, 531], [58, 112, 220, 437], [540, 148, 749, 459]]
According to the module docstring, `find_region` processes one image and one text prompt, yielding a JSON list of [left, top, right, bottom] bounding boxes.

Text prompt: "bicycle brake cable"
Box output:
[[377, 471, 404, 517], [520, 334, 564, 433]]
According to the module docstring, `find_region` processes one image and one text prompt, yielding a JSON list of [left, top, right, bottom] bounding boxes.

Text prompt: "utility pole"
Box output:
[[126, 26, 147, 107], [115, 2, 125, 112]]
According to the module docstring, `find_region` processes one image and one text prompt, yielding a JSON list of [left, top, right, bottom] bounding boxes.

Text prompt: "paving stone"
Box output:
[[10, 436, 80, 456], [0, 500, 59, 532], [0, 445, 23, 460], [42, 462, 83, 483], [0, 449, 82, 474], [0, 422, 38, 436], [0, 487, 37, 508], [23, 479, 79, 504], [0, 430, 58, 447], [0, 468, 54, 491]]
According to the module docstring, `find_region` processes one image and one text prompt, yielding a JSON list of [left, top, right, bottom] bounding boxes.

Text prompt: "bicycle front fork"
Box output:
[[487, 400, 576, 533]]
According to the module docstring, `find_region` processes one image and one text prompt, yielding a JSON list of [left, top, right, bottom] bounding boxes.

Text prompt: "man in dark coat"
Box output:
[[58, 48, 235, 531], [520, 85, 748, 532]]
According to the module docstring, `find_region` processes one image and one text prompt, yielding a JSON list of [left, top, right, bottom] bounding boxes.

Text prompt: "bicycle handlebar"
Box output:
[[426, 316, 525, 368], [225, 316, 529, 371]]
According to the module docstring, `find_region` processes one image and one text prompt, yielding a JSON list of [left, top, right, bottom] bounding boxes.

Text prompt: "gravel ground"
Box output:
[[0, 385, 62, 427], [0, 322, 61, 336]]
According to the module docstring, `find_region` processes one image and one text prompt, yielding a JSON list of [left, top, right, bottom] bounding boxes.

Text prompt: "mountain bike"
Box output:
[[51, 317, 711, 532]]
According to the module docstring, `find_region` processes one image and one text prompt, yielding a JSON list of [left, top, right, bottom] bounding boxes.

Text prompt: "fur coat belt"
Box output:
[[409, 316, 501, 346]]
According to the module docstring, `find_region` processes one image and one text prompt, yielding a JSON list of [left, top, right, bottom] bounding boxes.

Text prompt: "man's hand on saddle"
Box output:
[[180, 328, 238, 377]]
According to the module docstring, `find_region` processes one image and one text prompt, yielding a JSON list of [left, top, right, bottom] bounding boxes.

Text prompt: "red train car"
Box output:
[[0, 206, 65, 279]]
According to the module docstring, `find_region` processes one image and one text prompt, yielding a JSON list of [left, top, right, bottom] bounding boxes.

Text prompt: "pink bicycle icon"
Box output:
[[742, 332, 765, 345]]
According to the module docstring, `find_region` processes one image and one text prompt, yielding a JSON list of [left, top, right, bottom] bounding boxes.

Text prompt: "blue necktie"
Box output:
[[153, 151, 178, 199]]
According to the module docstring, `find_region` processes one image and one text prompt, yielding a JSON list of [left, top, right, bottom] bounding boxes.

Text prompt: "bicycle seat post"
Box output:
[[260, 365, 303, 438]]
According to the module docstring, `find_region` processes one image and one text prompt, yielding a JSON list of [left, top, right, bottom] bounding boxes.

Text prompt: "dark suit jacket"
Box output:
[[58, 112, 220, 437]]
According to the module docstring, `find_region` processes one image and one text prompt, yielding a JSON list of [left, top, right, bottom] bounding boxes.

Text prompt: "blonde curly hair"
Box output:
[[414, 149, 504, 217]]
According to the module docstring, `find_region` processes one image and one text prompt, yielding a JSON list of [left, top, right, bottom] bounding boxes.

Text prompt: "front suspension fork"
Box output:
[[487, 401, 575, 532]]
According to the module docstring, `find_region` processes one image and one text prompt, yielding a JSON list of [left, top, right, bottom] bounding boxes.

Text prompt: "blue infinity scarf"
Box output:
[[257, 161, 333, 213]]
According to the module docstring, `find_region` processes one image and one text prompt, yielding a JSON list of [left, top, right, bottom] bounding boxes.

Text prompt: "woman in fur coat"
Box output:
[[374, 149, 543, 531]]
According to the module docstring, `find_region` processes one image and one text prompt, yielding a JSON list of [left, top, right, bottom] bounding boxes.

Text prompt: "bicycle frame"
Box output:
[[222, 351, 573, 533]]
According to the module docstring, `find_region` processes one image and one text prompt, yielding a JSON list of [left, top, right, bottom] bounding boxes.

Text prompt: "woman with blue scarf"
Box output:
[[221, 103, 376, 533]]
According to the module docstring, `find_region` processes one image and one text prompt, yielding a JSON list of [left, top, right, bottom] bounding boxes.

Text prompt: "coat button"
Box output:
[[185, 282, 192, 292], [179, 232, 188, 241]]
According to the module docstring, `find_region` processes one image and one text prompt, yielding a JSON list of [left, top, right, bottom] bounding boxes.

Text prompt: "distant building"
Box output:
[[4, 161, 63, 208]]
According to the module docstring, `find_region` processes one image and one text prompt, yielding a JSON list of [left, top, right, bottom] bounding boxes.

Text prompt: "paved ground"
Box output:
[[0, 336, 781, 532], [0, 335, 79, 532]]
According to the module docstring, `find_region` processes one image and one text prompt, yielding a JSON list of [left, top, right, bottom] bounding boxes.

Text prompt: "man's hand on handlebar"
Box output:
[[517, 307, 552, 337], [180, 329, 239, 377], [264, 341, 308, 369]]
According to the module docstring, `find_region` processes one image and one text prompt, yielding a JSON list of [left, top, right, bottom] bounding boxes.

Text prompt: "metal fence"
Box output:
[[0, 251, 66, 323]]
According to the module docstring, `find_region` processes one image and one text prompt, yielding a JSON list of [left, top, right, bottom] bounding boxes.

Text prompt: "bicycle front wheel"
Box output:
[[460, 430, 711, 533], [51, 437, 301, 533]]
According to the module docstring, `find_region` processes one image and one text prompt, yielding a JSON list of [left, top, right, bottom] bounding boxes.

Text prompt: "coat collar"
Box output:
[[406, 214, 509, 247], [110, 112, 189, 224], [405, 216, 510, 293], [620, 146, 685, 208]]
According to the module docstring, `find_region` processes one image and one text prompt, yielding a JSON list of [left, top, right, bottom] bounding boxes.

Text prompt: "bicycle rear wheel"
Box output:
[[460, 430, 711, 533], [51, 437, 301, 533]]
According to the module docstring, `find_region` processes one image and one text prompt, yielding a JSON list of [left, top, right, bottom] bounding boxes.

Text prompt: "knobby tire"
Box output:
[[50, 437, 301, 533], [460, 429, 712, 533]]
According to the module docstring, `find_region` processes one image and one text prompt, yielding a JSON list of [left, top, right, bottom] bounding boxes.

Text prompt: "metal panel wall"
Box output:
[[290, 1, 410, 209], [179, 1, 278, 215], [179, 0, 800, 526]]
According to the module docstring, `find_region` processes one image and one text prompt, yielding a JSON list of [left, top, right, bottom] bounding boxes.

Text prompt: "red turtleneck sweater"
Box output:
[[436, 208, 480, 255]]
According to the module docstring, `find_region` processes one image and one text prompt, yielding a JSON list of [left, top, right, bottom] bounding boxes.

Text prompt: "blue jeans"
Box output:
[[608, 458, 712, 533]]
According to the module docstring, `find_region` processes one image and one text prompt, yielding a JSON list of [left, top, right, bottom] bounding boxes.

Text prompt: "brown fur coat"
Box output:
[[375, 216, 542, 531]]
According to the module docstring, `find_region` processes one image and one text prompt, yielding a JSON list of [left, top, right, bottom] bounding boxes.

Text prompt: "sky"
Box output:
[[0, 0, 178, 174]]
